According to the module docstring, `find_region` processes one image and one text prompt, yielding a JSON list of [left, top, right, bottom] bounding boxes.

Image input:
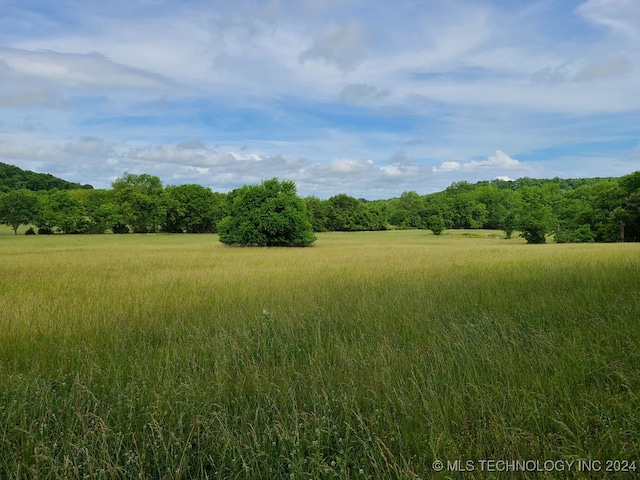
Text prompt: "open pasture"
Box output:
[[0, 230, 639, 478]]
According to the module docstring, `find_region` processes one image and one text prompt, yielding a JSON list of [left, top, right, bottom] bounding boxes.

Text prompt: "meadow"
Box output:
[[0, 228, 638, 479]]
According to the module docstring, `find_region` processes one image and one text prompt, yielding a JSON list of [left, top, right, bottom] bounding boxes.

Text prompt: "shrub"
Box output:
[[218, 178, 316, 247]]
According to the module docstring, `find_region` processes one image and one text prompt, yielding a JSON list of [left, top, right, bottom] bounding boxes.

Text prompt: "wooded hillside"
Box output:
[[0, 162, 93, 192]]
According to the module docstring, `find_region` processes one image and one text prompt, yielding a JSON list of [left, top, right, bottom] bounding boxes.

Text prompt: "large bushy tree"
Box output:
[[163, 185, 228, 233], [36, 189, 87, 234], [218, 178, 316, 246], [388, 191, 428, 229], [0, 189, 38, 234], [517, 187, 557, 244], [112, 173, 166, 233]]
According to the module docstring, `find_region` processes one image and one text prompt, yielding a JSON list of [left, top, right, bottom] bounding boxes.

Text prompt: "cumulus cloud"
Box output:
[[0, 130, 532, 198], [439, 161, 461, 171], [127, 144, 236, 168], [330, 157, 373, 173], [437, 150, 521, 171], [380, 163, 419, 178], [486, 150, 520, 168]]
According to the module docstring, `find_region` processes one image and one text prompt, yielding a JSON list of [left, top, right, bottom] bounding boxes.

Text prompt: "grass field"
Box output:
[[0, 229, 639, 479]]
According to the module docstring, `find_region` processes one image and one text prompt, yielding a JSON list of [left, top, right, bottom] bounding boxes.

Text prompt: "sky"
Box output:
[[0, 0, 639, 199]]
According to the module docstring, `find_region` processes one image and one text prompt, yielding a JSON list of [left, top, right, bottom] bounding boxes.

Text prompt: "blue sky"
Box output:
[[0, 0, 639, 198]]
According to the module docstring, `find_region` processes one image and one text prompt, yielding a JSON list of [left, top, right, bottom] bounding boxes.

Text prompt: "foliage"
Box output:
[[163, 184, 225, 233], [516, 187, 557, 244], [112, 173, 166, 233], [218, 178, 316, 246], [303, 196, 331, 232], [36, 189, 87, 234], [0, 189, 38, 234], [0, 161, 92, 191], [387, 191, 427, 228], [1, 161, 639, 243], [323, 194, 386, 231], [426, 214, 445, 235]]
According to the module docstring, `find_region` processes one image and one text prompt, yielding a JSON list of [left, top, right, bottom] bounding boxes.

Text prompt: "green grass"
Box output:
[[0, 230, 639, 479]]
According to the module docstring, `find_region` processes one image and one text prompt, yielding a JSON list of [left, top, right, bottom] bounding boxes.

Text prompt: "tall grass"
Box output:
[[0, 230, 638, 478]]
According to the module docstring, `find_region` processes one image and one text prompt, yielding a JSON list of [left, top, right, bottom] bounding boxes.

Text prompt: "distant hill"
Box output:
[[0, 162, 93, 192]]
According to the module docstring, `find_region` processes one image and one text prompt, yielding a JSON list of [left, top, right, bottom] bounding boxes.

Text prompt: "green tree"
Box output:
[[617, 171, 640, 241], [91, 202, 126, 234], [325, 194, 362, 231], [426, 214, 445, 235], [323, 194, 385, 231], [388, 191, 427, 229], [304, 196, 330, 232], [517, 187, 556, 244], [163, 184, 223, 233], [68, 189, 118, 233], [622, 192, 640, 241], [474, 185, 520, 234], [112, 173, 166, 233], [0, 189, 38, 234], [451, 193, 487, 229], [361, 200, 388, 231], [218, 178, 316, 246], [36, 189, 87, 234], [586, 180, 626, 242]]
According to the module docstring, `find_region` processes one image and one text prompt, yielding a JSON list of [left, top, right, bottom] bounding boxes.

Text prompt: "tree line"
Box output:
[[0, 165, 639, 244], [305, 172, 640, 243]]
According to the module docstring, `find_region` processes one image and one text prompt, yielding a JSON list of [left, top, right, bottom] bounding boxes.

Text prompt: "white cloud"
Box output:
[[439, 161, 461, 171], [487, 150, 520, 168], [330, 158, 373, 173], [380, 164, 419, 177], [437, 150, 522, 172], [0, 1, 638, 198]]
